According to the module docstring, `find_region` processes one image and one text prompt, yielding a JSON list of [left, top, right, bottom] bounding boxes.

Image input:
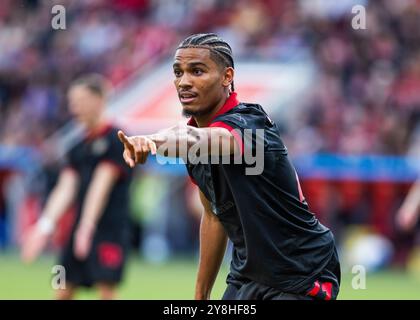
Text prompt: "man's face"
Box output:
[[173, 48, 233, 117], [67, 85, 104, 127]]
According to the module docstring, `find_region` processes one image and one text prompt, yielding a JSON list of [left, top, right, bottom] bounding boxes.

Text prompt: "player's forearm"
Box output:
[[78, 189, 109, 231], [147, 125, 235, 158], [195, 212, 228, 300], [42, 185, 76, 224], [146, 125, 200, 158], [41, 170, 78, 229], [402, 180, 420, 213]]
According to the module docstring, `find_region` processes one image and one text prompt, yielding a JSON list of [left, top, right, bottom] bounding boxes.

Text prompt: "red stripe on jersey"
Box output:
[[99, 160, 127, 178], [295, 170, 305, 202], [190, 176, 198, 186], [210, 121, 244, 155]]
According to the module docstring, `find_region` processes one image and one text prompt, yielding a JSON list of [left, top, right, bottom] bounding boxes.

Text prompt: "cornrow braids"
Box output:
[[177, 33, 235, 92]]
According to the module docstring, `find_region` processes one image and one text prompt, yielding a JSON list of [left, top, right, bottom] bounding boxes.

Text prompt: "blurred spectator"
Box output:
[[0, 0, 176, 145], [21, 74, 134, 299], [0, 170, 12, 249]]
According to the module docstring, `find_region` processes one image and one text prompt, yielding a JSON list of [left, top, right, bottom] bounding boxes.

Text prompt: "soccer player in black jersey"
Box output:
[[22, 74, 132, 300], [118, 33, 341, 300]]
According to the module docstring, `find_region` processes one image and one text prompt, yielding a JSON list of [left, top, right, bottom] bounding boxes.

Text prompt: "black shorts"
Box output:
[[222, 280, 314, 300], [59, 227, 129, 288], [223, 248, 341, 300]]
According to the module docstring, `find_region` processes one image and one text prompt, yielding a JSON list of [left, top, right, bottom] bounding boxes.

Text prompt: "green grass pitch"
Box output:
[[0, 252, 419, 299]]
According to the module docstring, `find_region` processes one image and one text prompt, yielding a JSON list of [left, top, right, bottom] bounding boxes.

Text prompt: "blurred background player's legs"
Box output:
[[96, 282, 117, 300]]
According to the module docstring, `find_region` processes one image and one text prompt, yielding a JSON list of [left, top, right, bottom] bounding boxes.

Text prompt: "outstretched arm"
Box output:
[[195, 191, 228, 300], [117, 124, 239, 167], [21, 168, 79, 263]]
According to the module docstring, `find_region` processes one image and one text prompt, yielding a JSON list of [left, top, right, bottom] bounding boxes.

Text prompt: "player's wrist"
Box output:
[[194, 291, 209, 300], [36, 216, 55, 236], [195, 283, 211, 300]]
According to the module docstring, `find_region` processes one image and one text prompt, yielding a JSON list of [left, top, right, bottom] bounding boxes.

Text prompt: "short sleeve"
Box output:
[[98, 130, 130, 178], [62, 145, 79, 173], [210, 120, 244, 155]]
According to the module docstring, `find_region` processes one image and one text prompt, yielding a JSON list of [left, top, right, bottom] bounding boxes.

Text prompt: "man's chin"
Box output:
[[182, 106, 197, 118], [182, 103, 212, 118]]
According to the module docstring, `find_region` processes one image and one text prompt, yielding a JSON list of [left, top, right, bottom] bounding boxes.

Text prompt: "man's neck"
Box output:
[[194, 93, 229, 128], [86, 115, 109, 136]]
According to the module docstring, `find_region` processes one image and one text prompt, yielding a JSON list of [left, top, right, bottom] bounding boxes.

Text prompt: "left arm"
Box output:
[[74, 162, 121, 259]]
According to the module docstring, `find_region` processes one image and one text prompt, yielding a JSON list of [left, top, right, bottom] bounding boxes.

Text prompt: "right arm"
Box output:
[[21, 168, 79, 263], [195, 191, 228, 300], [117, 124, 239, 167]]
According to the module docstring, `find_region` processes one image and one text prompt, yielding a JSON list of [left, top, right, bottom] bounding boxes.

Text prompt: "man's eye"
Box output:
[[193, 69, 203, 75], [174, 70, 182, 77]]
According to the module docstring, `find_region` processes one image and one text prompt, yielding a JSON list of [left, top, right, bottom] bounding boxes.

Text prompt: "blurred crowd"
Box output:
[[0, 0, 176, 145], [0, 0, 419, 154], [288, 0, 420, 157]]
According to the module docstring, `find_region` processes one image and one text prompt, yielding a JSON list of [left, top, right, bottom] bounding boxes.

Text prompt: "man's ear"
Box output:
[[222, 67, 234, 88]]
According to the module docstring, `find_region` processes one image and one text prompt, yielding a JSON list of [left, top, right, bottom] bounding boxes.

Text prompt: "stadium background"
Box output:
[[0, 0, 420, 299]]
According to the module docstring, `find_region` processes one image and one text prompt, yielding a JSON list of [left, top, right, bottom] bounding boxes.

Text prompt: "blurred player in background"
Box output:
[[397, 178, 420, 232], [118, 33, 340, 300], [21, 74, 133, 300]]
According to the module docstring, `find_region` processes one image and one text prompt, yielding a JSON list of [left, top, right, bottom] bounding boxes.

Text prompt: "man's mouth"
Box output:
[[179, 92, 198, 104]]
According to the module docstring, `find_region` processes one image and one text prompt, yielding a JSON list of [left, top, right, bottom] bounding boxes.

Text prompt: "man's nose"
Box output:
[[178, 73, 192, 89]]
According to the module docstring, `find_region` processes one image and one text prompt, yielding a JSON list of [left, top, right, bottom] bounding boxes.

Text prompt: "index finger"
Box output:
[[117, 130, 130, 146]]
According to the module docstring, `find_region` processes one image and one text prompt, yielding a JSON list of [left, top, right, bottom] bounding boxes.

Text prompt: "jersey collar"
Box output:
[[86, 122, 113, 141], [187, 92, 239, 127]]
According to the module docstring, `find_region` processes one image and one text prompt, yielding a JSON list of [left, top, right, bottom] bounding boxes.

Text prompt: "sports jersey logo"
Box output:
[[91, 138, 109, 156]]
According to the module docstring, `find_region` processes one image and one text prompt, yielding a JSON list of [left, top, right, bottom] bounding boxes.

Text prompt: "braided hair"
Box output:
[[177, 33, 235, 92]]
